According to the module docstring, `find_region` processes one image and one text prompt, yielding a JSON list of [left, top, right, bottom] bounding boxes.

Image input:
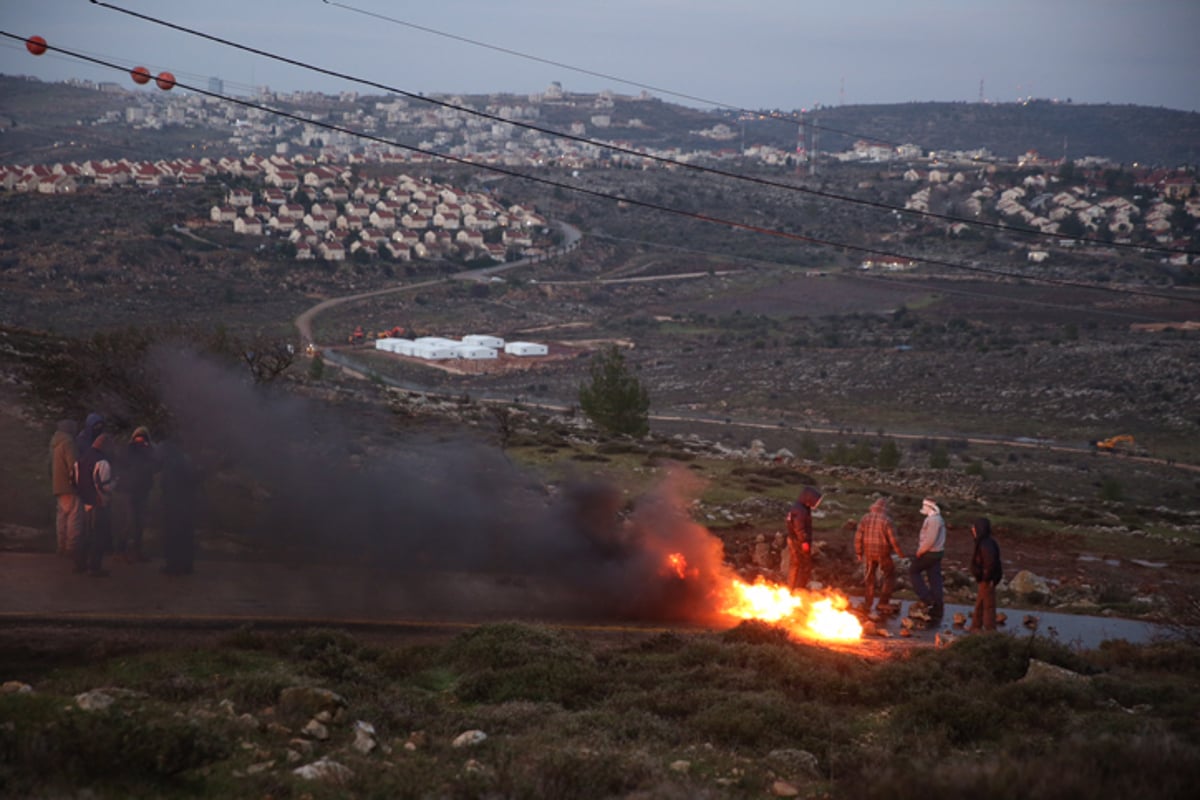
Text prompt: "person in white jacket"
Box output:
[[908, 497, 946, 620]]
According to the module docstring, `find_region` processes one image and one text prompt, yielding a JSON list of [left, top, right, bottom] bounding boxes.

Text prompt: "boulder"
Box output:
[[767, 749, 819, 777], [1009, 570, 1051, 597], [452, 730, 487, 748]]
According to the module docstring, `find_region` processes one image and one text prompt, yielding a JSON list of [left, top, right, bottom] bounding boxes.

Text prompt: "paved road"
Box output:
[[0, 553, 1169, 651]]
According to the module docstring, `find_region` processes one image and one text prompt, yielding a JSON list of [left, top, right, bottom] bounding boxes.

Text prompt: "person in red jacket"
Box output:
[[785, 486, 822, 591]]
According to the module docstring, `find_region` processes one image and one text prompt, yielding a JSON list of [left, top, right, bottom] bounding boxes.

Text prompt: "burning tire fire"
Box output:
[[666, 552, 863, 643]]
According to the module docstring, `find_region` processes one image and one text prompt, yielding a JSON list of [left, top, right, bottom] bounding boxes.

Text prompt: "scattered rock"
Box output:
[[995, 612, 1007, 625], [452, 730, 487, 748], [353, 720, 377, 754], [293, 757, 352, 785], [1, 681, 32, 695], [75, 689, 117, 711], [289, 738, 315, 757], [1023, 614, 1040, 630], [767, 748, 819, 777], [670, 760, 691, 773], [772, 779, 801, 797], [899, 627, 912, 638], [302, 719, 330, 741], [245, 761, 274, 775], [1021, 659, 1088, 684], [952, 612, 967, 627]]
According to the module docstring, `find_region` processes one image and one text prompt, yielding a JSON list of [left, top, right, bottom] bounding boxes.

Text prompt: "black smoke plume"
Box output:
[[150, 347, 729, 623]]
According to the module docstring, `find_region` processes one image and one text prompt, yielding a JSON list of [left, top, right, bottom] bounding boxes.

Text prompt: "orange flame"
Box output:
[[664, 552, 861, 643], [723, 578, 862, 642]]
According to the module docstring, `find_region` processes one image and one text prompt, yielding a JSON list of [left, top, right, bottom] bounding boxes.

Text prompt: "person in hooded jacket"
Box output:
[[76, 412, 105, 455], [116, 426, 157, 563], [908, 497, 947, 620], [970, 517, 1003, 631], [74, 432, 116, 576], [49, 419, 81, 557], [854, 497, 905, 614], [785, 486, 822, 591]]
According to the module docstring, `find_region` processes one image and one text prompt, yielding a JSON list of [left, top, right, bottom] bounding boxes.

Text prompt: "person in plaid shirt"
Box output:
[[854, 497, 905, 614]]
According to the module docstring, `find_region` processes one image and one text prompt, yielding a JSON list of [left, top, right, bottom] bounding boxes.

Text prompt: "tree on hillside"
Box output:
[[578, 345, 650, 437]]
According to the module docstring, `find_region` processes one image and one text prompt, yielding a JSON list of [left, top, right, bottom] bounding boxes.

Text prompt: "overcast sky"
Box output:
[[3, 0, 1198, 113]]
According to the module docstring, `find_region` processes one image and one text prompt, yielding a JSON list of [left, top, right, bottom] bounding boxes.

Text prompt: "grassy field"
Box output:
[[1, 622, 1197, 798]]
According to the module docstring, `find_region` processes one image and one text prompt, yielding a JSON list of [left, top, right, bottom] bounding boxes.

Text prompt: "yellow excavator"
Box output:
[[1091, 435, 1146, 455]]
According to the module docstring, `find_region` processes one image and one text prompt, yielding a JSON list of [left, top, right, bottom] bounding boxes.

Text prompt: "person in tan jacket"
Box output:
[[49, 419, 81, 557]]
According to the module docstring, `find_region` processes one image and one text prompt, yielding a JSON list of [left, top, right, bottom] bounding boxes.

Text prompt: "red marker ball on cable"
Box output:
[[131, 66, 151, 85], [156, 71, 176, 91], [26, 35, 48, 56]]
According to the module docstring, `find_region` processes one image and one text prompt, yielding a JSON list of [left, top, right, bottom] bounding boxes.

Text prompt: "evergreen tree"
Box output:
[[878, 439, 901, 470], [308, 351, 325, 381], [578, 345, 650, 437]]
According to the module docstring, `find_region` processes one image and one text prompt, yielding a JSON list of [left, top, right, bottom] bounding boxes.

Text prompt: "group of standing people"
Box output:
[[49, 413, 198, 577], [783, 486, 1003, 632]]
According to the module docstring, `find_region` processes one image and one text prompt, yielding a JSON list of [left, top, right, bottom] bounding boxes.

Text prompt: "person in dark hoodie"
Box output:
[[970, 517, 1003, 631], [785, 486, 822, 591], [76, 412, 105, 455], [74, 432, 116, 576], [115, 426, 157, 563]]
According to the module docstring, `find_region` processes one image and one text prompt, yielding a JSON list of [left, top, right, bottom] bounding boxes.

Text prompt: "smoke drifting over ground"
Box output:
[[150, 348, 728, 623]]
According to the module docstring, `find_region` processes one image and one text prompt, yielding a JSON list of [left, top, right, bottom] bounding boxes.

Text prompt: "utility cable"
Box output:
[[86, 1, 1198, 258], [5, 30, 1198, 310]]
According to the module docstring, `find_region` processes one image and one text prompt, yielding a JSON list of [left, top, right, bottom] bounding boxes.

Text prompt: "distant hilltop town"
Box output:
[[1, 77, 1197, 266]]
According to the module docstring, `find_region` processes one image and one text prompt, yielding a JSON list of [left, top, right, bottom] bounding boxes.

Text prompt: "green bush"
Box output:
[[0, 697, 231, 787]]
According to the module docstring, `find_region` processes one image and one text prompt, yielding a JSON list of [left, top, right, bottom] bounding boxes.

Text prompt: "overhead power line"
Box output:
[[85, 1, 1198, 258], [4, 30, 1197, 312]]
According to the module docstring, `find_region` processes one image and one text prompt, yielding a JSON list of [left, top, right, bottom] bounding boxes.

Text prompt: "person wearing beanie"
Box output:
[[74, 432, 116, 576], [909, 497, 947, 621]]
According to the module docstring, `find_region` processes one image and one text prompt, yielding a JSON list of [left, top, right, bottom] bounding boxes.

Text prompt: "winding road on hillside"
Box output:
[[294, 221, 581, 345]]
